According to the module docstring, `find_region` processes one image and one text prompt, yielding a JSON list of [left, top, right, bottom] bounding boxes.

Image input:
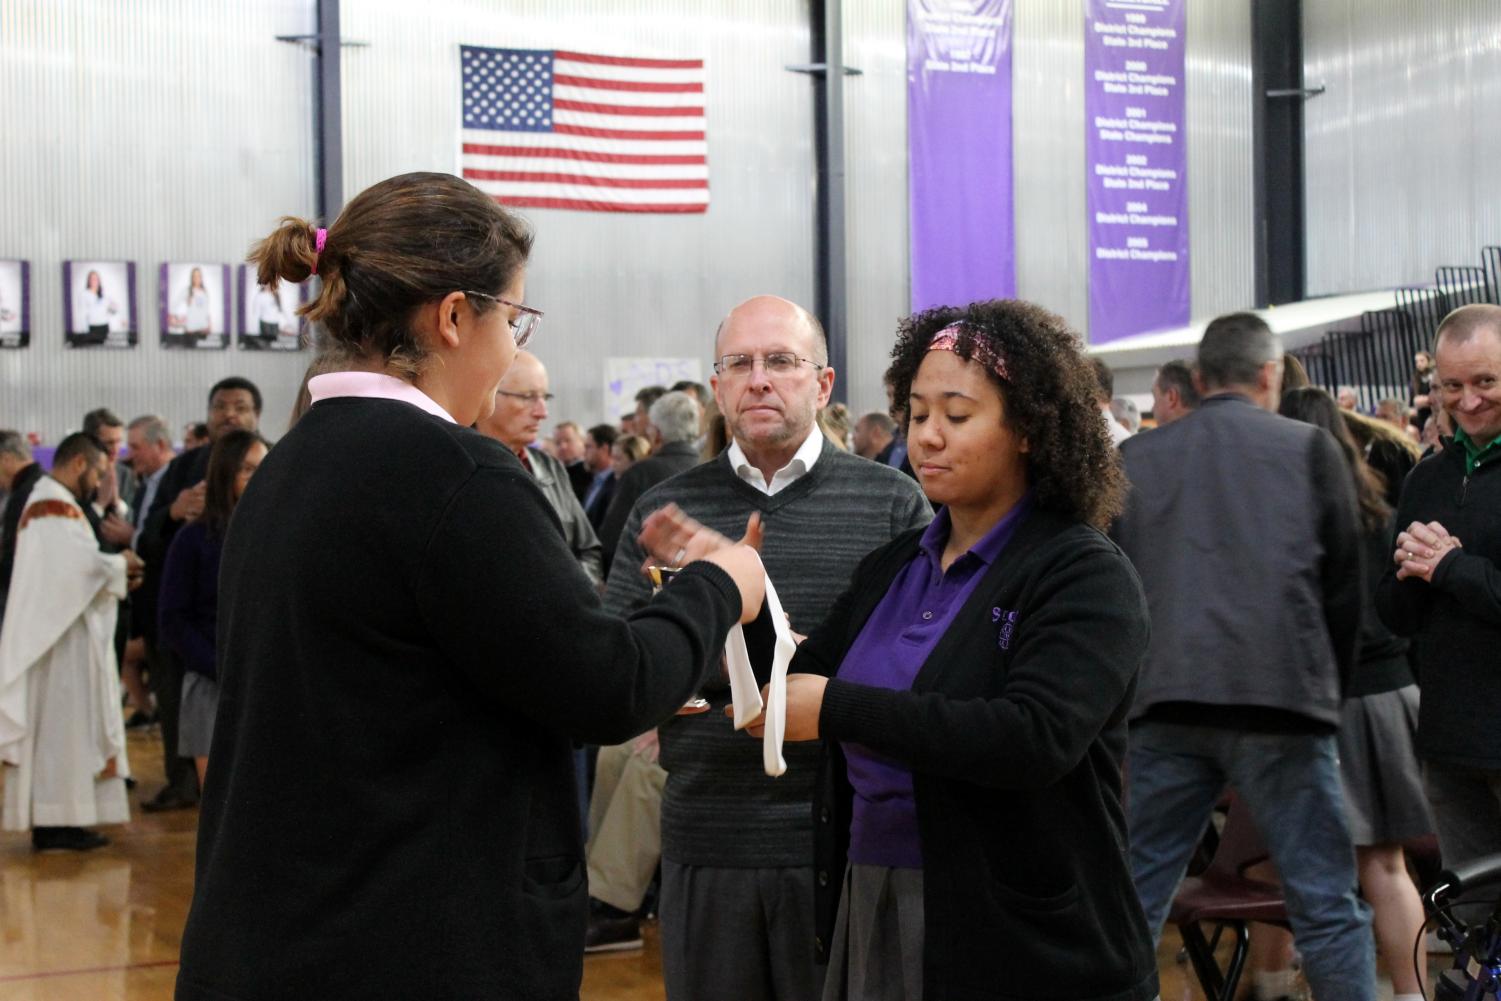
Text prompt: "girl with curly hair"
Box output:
[[699, 299, 1155, 999]]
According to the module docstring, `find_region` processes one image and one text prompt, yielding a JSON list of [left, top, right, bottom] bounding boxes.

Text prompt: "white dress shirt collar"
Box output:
[[727, 426, 824, 496]]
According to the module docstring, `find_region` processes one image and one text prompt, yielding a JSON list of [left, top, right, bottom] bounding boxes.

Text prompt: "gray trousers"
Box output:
[[659, 859, 823, 1001], [1424, 761, 1501, 926], [822, 864, 924, 1001]]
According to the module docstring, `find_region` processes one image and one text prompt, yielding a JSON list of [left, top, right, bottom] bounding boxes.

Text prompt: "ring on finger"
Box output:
[[674, 547, 688, 565]]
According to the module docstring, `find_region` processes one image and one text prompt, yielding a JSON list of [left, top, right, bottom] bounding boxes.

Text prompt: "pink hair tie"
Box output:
[[311, 227, 328, 275], [928, 322, 1010, 381]]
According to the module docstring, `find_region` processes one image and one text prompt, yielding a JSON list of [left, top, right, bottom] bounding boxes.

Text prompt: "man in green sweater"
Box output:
[[600, 295, 932, 1000], [1378, 303, 1501, 910]]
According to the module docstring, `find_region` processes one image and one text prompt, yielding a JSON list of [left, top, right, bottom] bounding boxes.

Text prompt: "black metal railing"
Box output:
[[1483, 246, 1501, 303], [1291, 252, 1498, 411]]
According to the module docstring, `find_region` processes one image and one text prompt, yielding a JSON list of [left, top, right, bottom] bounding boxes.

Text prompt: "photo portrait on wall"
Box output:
[[64, 260, 136, 348], [0, 260, 28, 348], [237, 265, 307, 351], [160, 262, 231, 349]]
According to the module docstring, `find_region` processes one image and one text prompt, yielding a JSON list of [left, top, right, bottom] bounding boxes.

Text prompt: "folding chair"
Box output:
[[1168, 796, 1289, 1001]]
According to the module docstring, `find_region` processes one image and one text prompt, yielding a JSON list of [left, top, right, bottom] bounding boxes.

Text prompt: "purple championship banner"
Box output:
[[907, 0, 1015, 313], [1084, 0, 1188, 344]]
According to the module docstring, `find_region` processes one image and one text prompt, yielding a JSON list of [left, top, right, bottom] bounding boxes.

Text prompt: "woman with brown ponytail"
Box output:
[[175, 172, 766, 1001]]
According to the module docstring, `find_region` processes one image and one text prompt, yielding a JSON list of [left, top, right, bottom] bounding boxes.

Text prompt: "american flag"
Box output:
[[460, 46, 708, 214]]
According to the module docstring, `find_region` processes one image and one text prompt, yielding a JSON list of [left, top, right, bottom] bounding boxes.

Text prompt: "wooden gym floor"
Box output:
[[0, 723, 1419, 1000]]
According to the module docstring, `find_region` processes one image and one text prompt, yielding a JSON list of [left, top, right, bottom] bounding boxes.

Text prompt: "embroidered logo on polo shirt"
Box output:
[[992, 607, 1019, 650]]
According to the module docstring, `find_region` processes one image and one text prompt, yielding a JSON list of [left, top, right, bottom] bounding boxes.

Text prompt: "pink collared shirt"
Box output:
[[307, 372, 457, 424]]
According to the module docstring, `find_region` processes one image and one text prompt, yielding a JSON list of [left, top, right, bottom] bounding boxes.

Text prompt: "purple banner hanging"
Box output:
[[907, 0, 1015, 313], [1085, 0, 1188, 344]]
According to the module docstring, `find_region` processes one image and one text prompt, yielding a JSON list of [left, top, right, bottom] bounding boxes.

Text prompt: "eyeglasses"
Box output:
[[496, 390, 555, 405], [713, 353, 824, 378], [463, 290, 544, 348]]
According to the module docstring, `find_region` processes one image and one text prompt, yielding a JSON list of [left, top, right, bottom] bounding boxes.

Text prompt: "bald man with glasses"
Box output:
[[597, 295, 931, 1001], [476, 351, 601, 586]]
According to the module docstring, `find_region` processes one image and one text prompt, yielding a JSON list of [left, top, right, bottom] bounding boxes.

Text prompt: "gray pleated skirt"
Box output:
[[177, 672, 220, 758], [822, 864, 925, 1001], [1338, 684, 1435, 846]]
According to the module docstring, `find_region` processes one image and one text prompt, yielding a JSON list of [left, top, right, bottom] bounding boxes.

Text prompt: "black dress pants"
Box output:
[[148, 640, 199, 797]]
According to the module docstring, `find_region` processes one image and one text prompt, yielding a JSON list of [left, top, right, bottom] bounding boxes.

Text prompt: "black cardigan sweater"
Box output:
[[1376, 442, 1501, 768], [795, 508, 1158, 1001], [175, 398, 740, 1001]]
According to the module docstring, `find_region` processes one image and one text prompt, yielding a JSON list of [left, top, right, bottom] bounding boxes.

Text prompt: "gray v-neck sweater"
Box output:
[[603, 438, 932, 867]]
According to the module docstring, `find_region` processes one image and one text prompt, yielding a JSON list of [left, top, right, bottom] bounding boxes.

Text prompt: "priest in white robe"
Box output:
[[0, 432, 143, 851]]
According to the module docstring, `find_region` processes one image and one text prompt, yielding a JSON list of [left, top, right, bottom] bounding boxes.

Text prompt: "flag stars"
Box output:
[[461, 46, 555, 132]]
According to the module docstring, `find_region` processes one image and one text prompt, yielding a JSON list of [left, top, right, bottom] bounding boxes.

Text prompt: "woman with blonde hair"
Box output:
[[612, 432, 651, 473], [1343, 406, 1422, 506], [818, 402, 853, 451]]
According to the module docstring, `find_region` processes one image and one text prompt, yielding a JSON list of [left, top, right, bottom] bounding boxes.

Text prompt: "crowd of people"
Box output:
[[0, 169, 1497, 1001], [0, 378, 269, 848]]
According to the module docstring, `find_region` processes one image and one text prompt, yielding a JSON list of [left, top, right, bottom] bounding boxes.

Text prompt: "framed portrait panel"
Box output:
[[160, 262, 231, 350], [238, 265, 308, 351], [64, 260, 137, 348], [0, 259, 28, 348]]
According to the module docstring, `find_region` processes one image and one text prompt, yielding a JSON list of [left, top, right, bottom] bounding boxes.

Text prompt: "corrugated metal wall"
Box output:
[[339, 0, 817, 428], [1185, 0, 1255, 319], [842, 0, 908, 420], [1013, 0, 1088, 333], [0, 0, 318, 443], [1304, 0, 1501, 296], [23, 0, 1461, 438]]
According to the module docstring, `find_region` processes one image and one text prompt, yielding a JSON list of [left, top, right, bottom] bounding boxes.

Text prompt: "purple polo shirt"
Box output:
[[836, 496, 1032, 868]]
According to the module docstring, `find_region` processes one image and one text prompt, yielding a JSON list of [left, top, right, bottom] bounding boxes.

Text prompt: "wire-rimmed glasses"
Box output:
[[495, 390, 555, 405], [712, 352, 823, 378], [463, 290, 543, 348]]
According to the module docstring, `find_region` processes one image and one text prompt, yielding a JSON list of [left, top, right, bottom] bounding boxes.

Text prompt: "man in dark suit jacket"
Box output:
[[0, 431, 43, 633], [581, 423, 619, 531], [136, 376, 262, 812], [552, 420, 594, 503], [479, 355, 602, 586], [81, 409, 138, 547], [1112, 313, 1372, 1001], [598, 391, 702, 573], [852, 410, 896, 463]]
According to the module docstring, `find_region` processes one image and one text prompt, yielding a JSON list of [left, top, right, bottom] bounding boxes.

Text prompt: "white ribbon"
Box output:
[[724, 568, 796, 777]]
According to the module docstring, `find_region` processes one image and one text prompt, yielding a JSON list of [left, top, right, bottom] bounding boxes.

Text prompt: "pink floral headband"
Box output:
[[928, 322, 1009, 381], [311, 227, 328, 275]]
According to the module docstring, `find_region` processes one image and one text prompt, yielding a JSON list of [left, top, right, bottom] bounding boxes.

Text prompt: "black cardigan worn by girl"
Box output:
[[795, 508, 1157, 1001], [175, 398, 740, 1001]]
